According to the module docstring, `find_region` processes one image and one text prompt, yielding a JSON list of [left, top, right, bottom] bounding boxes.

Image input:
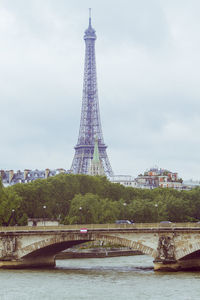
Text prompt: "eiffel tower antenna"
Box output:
[[89, 8, 92, 28], [70, 12, 113, 176]]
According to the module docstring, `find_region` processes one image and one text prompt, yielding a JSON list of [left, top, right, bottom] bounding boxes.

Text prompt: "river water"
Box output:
[[0, 255, 200, 300]]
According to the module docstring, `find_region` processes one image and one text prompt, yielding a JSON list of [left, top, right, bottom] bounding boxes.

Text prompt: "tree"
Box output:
[[65, 193, 101, 224], [2, 174, 200, 225], [0, 181, 22, 225]]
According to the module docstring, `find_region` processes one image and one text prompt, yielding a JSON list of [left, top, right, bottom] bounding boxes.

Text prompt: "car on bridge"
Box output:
[[115, 220, 133, 224], [160, 221, 172, 224]]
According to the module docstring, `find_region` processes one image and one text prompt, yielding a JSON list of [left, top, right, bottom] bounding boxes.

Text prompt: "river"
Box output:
[[0, 255, 200, 300]]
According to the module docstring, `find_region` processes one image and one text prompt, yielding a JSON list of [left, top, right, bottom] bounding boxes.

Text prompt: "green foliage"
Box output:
[[0, 180, 22, 225], [0, 175, 200, 225], [65, 193, 100, 224]]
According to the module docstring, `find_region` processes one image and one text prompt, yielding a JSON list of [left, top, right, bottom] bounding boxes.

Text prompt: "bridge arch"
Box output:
[[19, 232, 156, 260], [91, 233, 157, 258], [19, 235, 90, 259], [176, 241, 200, 260]]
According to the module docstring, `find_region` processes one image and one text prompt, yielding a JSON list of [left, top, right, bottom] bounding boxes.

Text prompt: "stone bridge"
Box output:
[[1, 223, 200, 271]]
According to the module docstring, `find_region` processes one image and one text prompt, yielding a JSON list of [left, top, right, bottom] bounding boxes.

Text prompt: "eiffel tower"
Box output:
[[70, 10, 113, 177]]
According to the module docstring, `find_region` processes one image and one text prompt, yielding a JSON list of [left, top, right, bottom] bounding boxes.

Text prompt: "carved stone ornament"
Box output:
[[0, 236, 16, 258], [156, 236, 175, 261]]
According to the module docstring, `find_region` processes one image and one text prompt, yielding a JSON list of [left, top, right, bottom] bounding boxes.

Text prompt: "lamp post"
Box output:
[[123, 202, 127, 219], [43, 205, 46, 226], [155, 204, 158, 222], [79, 206, 82, 224], [11, 209, 15, 226]]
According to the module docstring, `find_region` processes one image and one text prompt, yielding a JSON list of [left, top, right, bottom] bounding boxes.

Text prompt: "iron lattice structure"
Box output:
[[71, 14, 113, 177]]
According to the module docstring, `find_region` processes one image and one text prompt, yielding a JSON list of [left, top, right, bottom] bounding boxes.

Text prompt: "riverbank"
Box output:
[[56, 248, 142, 259]]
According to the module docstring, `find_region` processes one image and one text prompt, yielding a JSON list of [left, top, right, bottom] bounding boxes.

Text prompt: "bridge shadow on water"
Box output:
[[55, 255, 154, 275], [0, 256, 154, 275]]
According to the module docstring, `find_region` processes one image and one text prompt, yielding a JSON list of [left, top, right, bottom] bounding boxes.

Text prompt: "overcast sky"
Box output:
[[0, 0, 199, 180]]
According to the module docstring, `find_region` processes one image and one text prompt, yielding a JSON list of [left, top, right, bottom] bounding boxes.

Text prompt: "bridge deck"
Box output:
[[1, 223, 200, 233]]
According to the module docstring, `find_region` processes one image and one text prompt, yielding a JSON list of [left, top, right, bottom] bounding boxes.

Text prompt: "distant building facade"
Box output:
[[27, 218, 59, 227], [110, 175, 137, 187], [1, 166, 199, 191], [110, 167, 192, 190], [0, 168, 68, 186], [182, 180, 200, 190], [135, 167, 183, 190]]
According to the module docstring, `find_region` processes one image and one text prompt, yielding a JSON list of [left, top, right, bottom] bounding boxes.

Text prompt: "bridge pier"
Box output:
[[0, 256, 55, 269], [154, 258, 200, 271], [153, 259, 180, 271]]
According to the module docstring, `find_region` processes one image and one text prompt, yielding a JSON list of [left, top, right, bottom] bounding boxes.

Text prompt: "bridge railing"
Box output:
[[1, 222, 200, 232]]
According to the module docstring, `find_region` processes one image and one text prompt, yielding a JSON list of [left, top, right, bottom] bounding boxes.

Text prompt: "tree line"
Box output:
[[0, 174, 200, 225]]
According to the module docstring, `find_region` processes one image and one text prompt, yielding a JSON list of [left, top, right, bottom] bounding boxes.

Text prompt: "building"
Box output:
[[110, 175, 137, 187], [88, 137, 105, 176], [135, 167, 183, 190], [70, 10, 113, 177], [110, 167, 186, 190], [27, 218, 59, 226], [182, 180, 200, 190], [0, 168, 68, 186]]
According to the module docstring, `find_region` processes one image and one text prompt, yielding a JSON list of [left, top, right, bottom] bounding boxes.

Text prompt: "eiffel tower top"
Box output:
[[84, 8, 96, 40]]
